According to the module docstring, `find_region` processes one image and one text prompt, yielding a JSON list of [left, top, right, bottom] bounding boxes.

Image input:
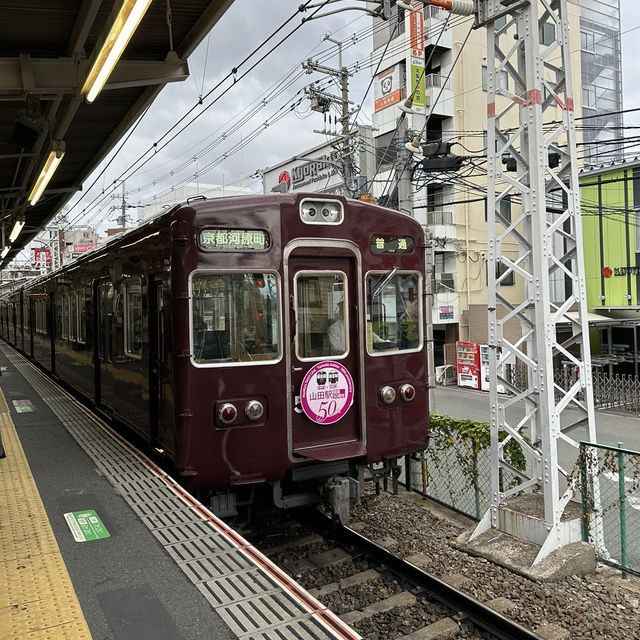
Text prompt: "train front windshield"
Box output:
[[191, 272, 280, 364], [366, 272, 421, 353]]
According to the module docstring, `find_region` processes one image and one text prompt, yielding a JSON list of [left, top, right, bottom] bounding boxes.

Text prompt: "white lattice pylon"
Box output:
[[470, 0, 604, 563]]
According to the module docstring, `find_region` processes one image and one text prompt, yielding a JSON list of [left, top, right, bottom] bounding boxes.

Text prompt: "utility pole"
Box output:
[[303, 36, 355, 198], [472, 0, 601, 563]]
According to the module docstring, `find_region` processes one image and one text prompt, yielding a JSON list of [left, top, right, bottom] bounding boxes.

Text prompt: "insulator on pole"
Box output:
[[428, 0, 475, 16]]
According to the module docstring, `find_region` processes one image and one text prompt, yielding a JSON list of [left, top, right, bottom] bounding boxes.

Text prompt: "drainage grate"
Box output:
[[4, 346, 361, 640]]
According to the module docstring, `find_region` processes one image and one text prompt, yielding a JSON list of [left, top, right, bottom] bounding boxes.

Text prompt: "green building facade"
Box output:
[[580, 160, 640, 375]]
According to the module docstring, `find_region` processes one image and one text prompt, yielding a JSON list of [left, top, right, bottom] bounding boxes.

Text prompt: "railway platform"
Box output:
[[0, 343, 360, 640]]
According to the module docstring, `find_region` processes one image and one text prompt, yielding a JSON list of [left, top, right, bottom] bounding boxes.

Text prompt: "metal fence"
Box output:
[[506, 364, 640, 414], [580, 441, 640, 577], [408, 427, 640, 577], [407, 424, 523, 521]]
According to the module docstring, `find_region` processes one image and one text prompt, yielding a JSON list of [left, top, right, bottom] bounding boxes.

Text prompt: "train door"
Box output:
[[148, 278, 172, 452], [287, 250, 365, 461]]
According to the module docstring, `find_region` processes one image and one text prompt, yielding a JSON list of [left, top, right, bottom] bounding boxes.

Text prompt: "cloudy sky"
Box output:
[[61, 0, 640, 233]]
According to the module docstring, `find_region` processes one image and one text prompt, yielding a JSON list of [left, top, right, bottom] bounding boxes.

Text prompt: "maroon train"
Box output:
[[0, 193, 429, 515]]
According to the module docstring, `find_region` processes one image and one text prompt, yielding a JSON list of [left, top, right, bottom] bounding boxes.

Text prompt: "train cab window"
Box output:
[[366, 272, 422, 354], [191, 272, 280, 365], [295, 272, 347, 360], [124, 278, 143, 358]]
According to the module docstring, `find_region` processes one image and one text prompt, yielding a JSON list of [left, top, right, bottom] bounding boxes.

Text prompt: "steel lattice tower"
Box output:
[[471, 0, 601, 562]]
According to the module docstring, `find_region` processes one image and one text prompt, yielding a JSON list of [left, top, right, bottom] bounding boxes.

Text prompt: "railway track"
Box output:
[[243, 508, 543, 640]]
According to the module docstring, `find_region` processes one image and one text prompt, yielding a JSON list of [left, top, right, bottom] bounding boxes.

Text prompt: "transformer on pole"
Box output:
[[471, 0, 602, 562]]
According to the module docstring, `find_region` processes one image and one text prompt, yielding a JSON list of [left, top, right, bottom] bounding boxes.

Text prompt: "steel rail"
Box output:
[[307, 509, 544, 640]]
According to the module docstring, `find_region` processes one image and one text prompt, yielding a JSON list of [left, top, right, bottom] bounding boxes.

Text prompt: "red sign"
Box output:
[[73, 244, 97, 253], [33, 248, 51, 264], [278, 171, 291, 192], [601, 267, 612, 278], [409, 2, 424, 56]]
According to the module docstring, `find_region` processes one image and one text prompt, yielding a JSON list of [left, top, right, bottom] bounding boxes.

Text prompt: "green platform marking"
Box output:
[[12, 399, 34, 413], [64, 510, 110, 542]]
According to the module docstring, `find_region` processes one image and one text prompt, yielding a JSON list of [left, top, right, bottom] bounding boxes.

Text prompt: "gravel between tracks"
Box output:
[[348, 488, 640, 640]]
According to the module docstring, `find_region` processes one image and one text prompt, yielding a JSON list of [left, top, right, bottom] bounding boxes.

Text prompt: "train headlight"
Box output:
[[218, 403, 238, 425], [245, 400, 264, 421], [300, 198, 343, 224], [400, 384, 416, 402], [380, 386, 396, 404], [321, 205, 339, 222]]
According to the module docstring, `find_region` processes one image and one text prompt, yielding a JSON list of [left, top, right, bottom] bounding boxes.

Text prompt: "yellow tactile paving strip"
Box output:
[[0, 388, 92, 639]]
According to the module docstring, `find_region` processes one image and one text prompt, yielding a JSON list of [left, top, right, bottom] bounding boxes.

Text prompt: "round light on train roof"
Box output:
[[380, 386, 396, 404], [245, 400, 264, 421], [322, 205, 339, 222]]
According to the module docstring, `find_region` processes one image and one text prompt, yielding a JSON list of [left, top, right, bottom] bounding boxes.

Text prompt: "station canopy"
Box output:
[[0, 0, 235, 268]]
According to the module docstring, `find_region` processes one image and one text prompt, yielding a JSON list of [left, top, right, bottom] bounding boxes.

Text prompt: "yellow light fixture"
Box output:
[[81, 0, 154, 103], [28, 141, 65, 205], [9, 216, 25, 243], [1, 246, 9, 259]]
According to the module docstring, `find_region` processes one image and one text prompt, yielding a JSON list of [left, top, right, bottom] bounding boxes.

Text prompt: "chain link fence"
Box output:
[[409, 431, 640, 576], [506, 363, 640, 414], [580, 442, 640, 576], [405, 416, 527, 521]]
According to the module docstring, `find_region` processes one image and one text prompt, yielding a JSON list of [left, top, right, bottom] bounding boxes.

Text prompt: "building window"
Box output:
[[582, 86, 596, 109], [124, 278, 143, 358], [487, 261, 515, 286], [485, 196, 512, 223], [482, 66, 509, 92], [581, 30, 595, 52], [539, 22, 555, 46]]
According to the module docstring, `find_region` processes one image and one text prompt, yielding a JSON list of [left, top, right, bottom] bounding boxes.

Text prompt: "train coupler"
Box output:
[[326, 476, 351, 524]]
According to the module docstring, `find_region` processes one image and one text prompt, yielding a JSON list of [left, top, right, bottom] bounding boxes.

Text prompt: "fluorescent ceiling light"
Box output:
[[9, 217, 25, 243], [1, 246, 9, 259], [28, 141, 65, 206], [81, 0, 154, 103]]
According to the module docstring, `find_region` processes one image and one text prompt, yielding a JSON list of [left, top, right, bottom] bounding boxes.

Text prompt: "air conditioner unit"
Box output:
[[436, 272, 455, 291]]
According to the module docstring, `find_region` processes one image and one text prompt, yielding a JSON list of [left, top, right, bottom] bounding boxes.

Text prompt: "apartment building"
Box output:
[[369, 1, 623, 367]]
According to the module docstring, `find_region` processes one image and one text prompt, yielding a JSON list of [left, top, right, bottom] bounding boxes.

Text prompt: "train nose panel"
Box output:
[[293, 441, 366, 461]]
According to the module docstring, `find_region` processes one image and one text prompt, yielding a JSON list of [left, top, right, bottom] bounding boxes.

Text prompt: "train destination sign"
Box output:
[[370, 235, 415, 254], [300, 361, 354, 424], [200, 229, 268, 251]]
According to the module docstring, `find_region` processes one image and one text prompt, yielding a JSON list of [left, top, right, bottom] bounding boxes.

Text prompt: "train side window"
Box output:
[[61, 294, 69, 339], [366, 271, 422, 355], [124, 278, 143, 358], [97, 283, 113, 362], [191, 272, 281, 365], [78, 289, 86, 344], [69, 293, 77, 341], [294, 272, 347, 360]]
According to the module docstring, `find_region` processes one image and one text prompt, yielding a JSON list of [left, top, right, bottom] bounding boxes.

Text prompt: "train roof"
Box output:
[[9, 193, 422, 294]]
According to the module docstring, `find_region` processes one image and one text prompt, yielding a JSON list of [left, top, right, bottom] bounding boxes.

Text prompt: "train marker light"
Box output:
[[380, 386, 396, 404], [400, 384, 416, 402], [218, 403, 238, 425], [245, 400, 264, 421], [81, 0, 154, 103]]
